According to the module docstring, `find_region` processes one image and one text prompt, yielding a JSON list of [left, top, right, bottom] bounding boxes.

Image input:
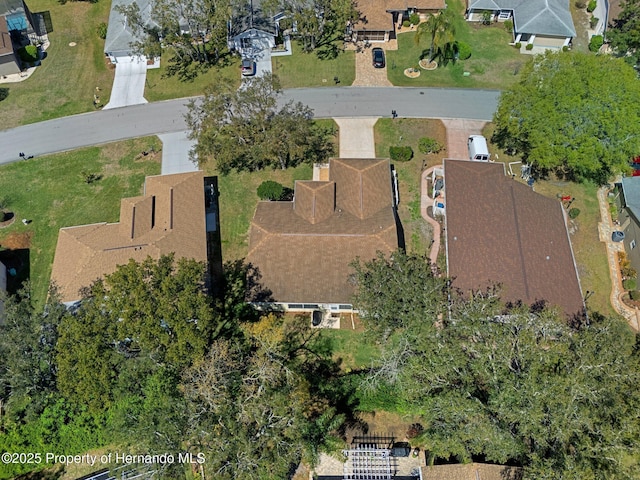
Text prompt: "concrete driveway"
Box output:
[[334, 118, 378, 158], [104, 56, 148, 110], [441, 119, 487, 159], [158, 131, 200, 175]]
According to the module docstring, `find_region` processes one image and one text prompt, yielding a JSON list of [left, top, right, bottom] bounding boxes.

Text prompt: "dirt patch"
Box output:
[[1, 231, 32, 249], [349, 411, 424, 443]]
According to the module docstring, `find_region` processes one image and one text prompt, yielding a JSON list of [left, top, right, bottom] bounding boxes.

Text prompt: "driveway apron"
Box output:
[[334, 118, 378, 158], [104, 56, 148, 110], [158, 131, 200, 175]]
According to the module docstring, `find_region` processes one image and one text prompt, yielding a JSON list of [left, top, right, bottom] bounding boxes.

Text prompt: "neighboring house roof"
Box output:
[[51, 171, 208, 303], [0, 15, 20, 76], [621, 177, 640, 223], [354, 0, 445, 31], [607, 0, 622, 26], [247, 158, 398, 305], [0, 0, 24, 18], [444, 159, 584, 317], [421, 463, 523, 480], [104, 0, 157, 56], [468, 0, 576, 37], [229, 0, 277, 38]]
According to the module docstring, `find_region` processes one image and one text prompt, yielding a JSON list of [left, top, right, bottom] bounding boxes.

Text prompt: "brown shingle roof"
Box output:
[[421, 463, 523, 480], [444, 159, 584, 317], [50, 171, 208, 303], [247, 158, 398, 304], [354, 0, 446, 31], [294, 181, 335, 224]]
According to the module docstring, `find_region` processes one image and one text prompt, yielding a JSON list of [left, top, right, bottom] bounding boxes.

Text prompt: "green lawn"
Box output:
[[0, 138, 161, 306], [320, 328, 379, 370], [144, 55, 241, 102], [0, 0, 114, 128], [272, 41, 355, 88], [387, 3, 526, 89], [374, 118, 447, 256]]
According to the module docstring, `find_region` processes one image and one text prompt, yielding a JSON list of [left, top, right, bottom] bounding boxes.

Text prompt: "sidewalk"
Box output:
[[597, 187, 640, 331]]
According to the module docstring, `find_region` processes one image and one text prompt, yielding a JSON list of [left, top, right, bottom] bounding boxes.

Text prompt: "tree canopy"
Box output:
[[492, 51, 640, 184], [270, 0, 359, 52], [351, 250, 640, 478], [607, 0, 640, 69], [116, 0, 231, 78], [186, 74, 335, 173]]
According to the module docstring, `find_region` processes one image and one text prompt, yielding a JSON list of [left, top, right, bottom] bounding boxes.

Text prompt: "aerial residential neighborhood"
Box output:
[[1, 0, 640, 479]]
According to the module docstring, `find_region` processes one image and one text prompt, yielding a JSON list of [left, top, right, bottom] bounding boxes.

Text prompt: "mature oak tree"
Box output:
[[492, 51, 640, 184], [186, 74, 334, 172], [182, 314, 346, 479], [351, 251, 640, 477], [56, 255, 218, 413], [607, 0, 640, 69], [116, 0, 231, 78]]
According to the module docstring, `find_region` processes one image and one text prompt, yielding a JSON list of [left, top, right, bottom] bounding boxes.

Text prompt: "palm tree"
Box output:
[[414, 8, 457, 63]]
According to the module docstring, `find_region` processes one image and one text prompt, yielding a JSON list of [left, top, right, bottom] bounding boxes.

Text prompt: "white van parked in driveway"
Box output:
[[468, 135, 490, 161]]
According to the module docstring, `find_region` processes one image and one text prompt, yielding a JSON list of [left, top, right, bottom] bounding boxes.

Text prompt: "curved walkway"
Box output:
[[597, 186, 640, 331]]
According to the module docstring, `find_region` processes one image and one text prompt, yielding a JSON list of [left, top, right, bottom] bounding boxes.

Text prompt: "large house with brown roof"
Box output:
[[51, 171, 221, 304], [443, 159, 584, 317], [247, 158, 399, 313], [350, 0, 445, 42]]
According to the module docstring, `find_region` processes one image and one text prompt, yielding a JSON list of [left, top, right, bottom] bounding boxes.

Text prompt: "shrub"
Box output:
[[257, 181, 285, 201], [631, 290, 640, 301], [568, 207, 580, 219], [96, 22, 108, 40], [590, 16, 599, 28], [481, 10, 492, 25], [409, 13, 420, 25], [587, 0, 596, 12], [17, 45, 38, 63], [418, 137, 443, 154], [402, 20, 411, 28], [562, 45, 570, 52], [589, 35, 603, 52], [504, 19, 513, 33], [0, 87, 8, 102], [525, 43, 534, 50], [455, 41, 472, 60], [389, 146, 413, 162], [515, 42, 522, 49], [623, 278, 637, 291], [407, 423, 424, 439]]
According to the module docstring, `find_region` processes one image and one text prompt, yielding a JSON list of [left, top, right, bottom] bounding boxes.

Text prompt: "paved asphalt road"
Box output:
[[0, 87, 500, 165]]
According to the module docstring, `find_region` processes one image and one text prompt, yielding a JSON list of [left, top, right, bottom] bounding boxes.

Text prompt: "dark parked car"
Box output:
[[372, 48, 385, 68], [241, 58, 256, 76]]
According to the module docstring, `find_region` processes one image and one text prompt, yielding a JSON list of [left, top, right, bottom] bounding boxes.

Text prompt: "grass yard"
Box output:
[[481, 124, 615, 317], [0, 0, 114, 129], [144, 55, 241, 102], [0, 138, 161, 307], [321, 328, 380, 371], [386, 0, 526, 89], [374, 118, 447, 256], [272, 41, 355, 88]]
